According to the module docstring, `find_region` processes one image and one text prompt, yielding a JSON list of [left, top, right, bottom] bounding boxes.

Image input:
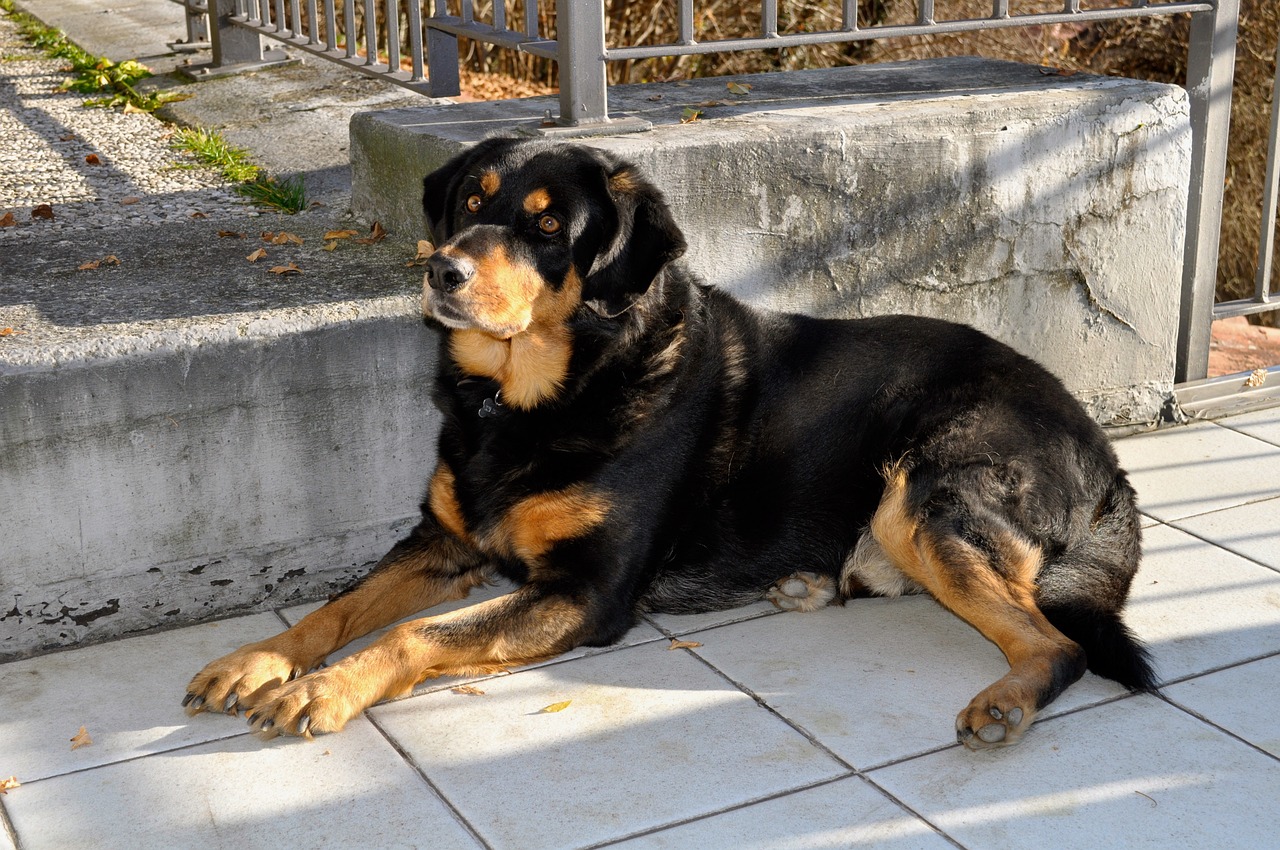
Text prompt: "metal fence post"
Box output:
[[209, 0, 269, 65], [1176, 0, 1240, 383], [556, 0, 609, 125], [426, 0, 461, 98]]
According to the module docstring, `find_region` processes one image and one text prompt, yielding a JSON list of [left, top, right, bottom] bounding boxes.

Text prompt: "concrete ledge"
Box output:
[[352, 57, 1190, 427], [1, 220, 437, 660]]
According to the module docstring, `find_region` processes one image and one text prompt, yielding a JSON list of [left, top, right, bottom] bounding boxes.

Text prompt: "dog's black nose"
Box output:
[[426, 254, 475, 293]]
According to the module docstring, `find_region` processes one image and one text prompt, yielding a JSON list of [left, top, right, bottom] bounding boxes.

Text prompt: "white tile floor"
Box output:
[[2, 410, 1279, 850]]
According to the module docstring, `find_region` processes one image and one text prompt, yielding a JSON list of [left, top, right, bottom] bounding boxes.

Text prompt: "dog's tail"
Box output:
[[1036, 473, 1158, 692]]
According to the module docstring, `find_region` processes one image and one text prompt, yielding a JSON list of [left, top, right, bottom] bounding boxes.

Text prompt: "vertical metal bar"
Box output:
[[274, 0, 286, 32], [493, 0, 506, 31], [462, 0, 474, 24], [344, 0, 357, 56], [406, 0, 425, 81], [525, 0, 538, 36], [1176, 1, 1241, 383], [841, 0, 858, 32], [678, 0, 694, 44], [387, 0, 402, 72], [992, 0, 1009, 20], [307, 0, 320, 43], [290, 0, 303, 37], [762, 0, 778, 37], [917, 0, 935, 26], [363, 0, 379, 64], [426, 0, 461, 96], [1063, 0, 1081, 14], [1254, 35, 1280, 302], [324, 0, 337, 49], [556, 0, 608, 125], [257, 0, 270, 25]]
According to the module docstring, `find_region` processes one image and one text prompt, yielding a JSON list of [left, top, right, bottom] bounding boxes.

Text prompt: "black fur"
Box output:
[[417, 138, 1156, 691]]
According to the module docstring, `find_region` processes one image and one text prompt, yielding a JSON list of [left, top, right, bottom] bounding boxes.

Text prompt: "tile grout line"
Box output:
[[0, 795, 21, 850], [1160, 515, 1280, 577], [579, 775, 855, 850], [1156, 646, 1280, 690], [1212, 418, 1280, 451], [363, 712, 494, 850], [670, 646, 972, 849], [1154, 689, 1280, 764]]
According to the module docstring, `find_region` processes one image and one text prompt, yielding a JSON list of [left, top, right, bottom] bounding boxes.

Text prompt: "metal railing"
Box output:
[[172, 0, 1278, 385]]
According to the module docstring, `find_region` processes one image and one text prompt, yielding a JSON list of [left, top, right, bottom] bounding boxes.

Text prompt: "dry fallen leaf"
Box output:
[[79, 259, 100, 270], [354, 221, 388, 244], [680, 107, 703, 124], [0, 327, 27, 337], [31, 204, 54, 220], [451, 685, 486, 696], [0, 211, 16, 227], [537, 700, 572, 714], [668, 639, 703, 650], [1244, 368, 1268, 388], [696, 100, 726, 108], [727, 81, 753, 95], [1038, 66, 1077, 77], [85, 153, 101, 165], [646, 94, 664, 102], [70, 726, 93, 750], [324, 240, 339, 252], [218, 230, 245, 239], [270, 231, 303, 246], [119, 196, 141, 205], [323, 229, 360, 240], [77, 255, 119, 271], [191, 211, 207, 219], [269, 262, 302, 275], [405, 239, 435, 266], [60, 133, 76, 141], [0, 776, 19, 794], [246, 247, 268, 263]]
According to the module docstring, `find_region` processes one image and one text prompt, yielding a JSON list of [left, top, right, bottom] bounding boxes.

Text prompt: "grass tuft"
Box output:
[[235, 174, 307, 215], [171, 127, 260, 183]]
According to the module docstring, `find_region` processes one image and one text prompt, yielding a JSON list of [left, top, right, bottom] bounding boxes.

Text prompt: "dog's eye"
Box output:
[[538, 214, 561, 235], [465, 194, 483, 214]]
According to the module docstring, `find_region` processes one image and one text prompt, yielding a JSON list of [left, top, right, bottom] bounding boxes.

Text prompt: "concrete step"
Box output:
[[352, 58, 1191, 428], [1, 216, 439, 660]]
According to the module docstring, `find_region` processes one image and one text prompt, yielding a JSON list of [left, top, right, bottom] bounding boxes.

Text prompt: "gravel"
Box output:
[[0, 8, 255, 238]]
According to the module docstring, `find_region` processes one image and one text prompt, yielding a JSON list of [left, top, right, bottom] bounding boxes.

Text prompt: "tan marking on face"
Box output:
[[449, 270, 582, 409], [522, 188, 552, 214], [485, 483, 611, 562], [479, 170, 501, 197]]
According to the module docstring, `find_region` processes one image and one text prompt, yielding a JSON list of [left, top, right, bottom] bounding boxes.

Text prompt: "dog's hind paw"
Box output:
[[766, 571, 836, 612]]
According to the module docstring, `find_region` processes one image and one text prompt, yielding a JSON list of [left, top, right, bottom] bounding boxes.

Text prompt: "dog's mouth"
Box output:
[[422, 286, 528, 339]]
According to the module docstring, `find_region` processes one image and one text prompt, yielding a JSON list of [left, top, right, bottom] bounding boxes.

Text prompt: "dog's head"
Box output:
[[421, 138, 687, 337]]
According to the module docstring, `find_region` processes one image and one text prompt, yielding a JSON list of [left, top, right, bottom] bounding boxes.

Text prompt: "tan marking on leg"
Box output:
[[479, 169, 500, 197], [522, 187, 552, 214], [428, 463, 470, 542], [247, 589, 588, 737], [449, 270, 581, 409], [486, 484, 611, 561], [869, 465, 1083, 748], [185, 537, 486, 717]]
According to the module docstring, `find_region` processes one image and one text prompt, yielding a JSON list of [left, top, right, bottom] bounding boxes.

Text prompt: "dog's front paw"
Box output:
[[184, 641, 312, 717], [246, 666, 373, 739]]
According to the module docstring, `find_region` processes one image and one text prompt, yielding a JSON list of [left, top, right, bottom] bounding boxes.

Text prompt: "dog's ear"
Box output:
[[583, 162, 687, 318], [422, 137, 514, 243]]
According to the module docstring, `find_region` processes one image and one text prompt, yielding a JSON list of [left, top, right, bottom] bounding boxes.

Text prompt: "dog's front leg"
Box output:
[[244, 585, 590, 737], [184, 531, 487, 717]]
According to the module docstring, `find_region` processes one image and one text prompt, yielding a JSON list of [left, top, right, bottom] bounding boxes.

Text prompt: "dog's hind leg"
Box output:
[[184, 525, 489, 718], [869, 465, 1087, 749]]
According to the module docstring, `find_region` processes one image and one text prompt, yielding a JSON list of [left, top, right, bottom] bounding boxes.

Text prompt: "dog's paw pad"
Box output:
[[766, 571, 836, 612], [957, 699, 1031, 750]]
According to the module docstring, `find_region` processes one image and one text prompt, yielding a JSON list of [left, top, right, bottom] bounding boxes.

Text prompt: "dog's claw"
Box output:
[[181, 692, 196, 708], [297, 715, 312, 736], [223, 694, 239, 713]]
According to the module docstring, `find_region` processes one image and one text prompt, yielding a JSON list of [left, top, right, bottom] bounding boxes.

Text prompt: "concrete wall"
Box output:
[[354, 57, 1191, 426]]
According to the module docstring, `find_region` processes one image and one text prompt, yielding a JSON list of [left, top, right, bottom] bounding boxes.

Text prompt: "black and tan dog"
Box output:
[[185, 137, 1155, 748]]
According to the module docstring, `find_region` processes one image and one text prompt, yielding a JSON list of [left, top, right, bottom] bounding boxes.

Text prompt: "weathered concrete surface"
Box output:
[[353, 58, 1190, 427], [0, 220, 438, 660]]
